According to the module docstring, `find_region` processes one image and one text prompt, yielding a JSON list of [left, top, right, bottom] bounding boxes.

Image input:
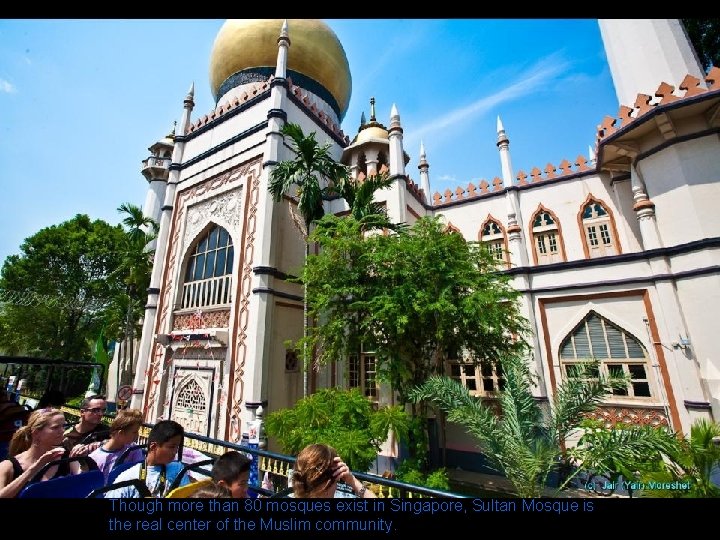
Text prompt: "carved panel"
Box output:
[[585, 406, 669, 428], [184, 188, 242, 248], [173, 310, 231, 330]]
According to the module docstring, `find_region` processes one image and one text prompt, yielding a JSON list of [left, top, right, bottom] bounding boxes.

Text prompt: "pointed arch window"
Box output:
[[182, 225, 234, 309], [531, 208, 564, 264], [580, 199, 619, 258], [559, 312, 654, 400], [480, 217, 508, 267]]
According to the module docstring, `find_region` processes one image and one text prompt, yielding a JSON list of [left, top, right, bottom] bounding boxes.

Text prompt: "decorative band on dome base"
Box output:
[[217, 67, 342, 120]]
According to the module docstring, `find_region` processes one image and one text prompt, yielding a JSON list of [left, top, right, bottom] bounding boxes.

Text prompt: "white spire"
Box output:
[[497, 115, 504, 133], [186, 82, 195, 100], [275, 19, 291, 78], [280, 19, 288, 38], [496, 116, 513, 188], [588, 145, 596, 163], [391, 103, 399, 119], [418, 141, 431, 203]]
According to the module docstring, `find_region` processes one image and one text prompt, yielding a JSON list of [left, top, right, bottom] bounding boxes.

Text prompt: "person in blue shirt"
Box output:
[[106, 419, 189, 498]]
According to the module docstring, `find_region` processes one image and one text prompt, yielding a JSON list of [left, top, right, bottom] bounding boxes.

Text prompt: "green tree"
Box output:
[[567, 419, 680, 497], [409, 357, 624, 498], [636, 419, 720, 497], [298, 215, 529, 465], [264, 387, 410, 472], [682, 19, 720, 70], [0, 214, 126, 361], [333, 169, 397, 231], [268, 122, 349, 397]]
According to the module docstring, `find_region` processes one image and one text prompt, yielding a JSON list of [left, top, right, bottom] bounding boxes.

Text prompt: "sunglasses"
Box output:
[[82, 407, 106, 414]]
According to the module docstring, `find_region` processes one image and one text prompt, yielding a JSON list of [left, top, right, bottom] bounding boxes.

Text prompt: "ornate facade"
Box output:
[[127, 19, 719, 471]]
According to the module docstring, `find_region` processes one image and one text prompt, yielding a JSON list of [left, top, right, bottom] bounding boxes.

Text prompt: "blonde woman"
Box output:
[[89, 409, 144, 482], [292, 444, 375, 498], [0, 408, 79, 498]]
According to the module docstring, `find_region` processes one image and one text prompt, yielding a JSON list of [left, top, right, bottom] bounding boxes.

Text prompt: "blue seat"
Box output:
[[18, 469, 105, 498]]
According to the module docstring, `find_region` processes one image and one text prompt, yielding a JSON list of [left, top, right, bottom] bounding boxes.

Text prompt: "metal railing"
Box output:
[[62, 407, 466, 498]]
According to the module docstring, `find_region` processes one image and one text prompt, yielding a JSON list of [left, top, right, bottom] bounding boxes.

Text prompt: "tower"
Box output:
[[133, 19, 353, 442]]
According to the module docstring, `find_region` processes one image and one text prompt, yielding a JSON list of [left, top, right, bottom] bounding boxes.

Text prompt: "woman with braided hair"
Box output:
[[292, 443, 375, 499]]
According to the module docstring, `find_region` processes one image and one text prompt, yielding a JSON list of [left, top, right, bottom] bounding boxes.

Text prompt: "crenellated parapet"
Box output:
[[596, 65, 720, 142], [286, 77, 350, 144], [515, 155, 593, 186], [431, 153, 594, 206], [403, 176, 426, 205], [187, 78, 273, 134]]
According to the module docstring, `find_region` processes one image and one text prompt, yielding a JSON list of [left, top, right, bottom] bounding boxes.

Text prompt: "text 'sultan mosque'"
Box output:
[[122, 19, 720, 468]]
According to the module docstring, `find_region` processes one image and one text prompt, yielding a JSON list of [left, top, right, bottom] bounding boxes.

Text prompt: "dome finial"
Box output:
[[167, 121, 177, 140], [360, 111, 366, 128], [370, 97, 376, 122], [280, 19, 289, 38], [497, 115, 504, 133]]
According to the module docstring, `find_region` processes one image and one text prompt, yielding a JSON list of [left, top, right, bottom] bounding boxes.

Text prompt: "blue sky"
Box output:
[[0, 19, 618, 265]]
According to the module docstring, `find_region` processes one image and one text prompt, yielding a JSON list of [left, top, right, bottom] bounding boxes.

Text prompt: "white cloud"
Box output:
[[0, 79, 17, 93], [405, 52, 571, 149]]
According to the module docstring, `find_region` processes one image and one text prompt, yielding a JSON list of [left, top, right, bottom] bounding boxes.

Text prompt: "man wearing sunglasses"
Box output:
[[62, 395, 111, 456]]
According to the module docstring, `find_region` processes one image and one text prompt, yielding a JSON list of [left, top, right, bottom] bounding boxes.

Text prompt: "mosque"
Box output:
[[122, 19, 719, 470]]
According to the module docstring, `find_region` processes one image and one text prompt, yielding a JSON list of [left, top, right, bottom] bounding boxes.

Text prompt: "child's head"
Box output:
[[109, 409, 143, 447], [146, 420, 184, 466], [212, 450, 252, 498], [191, 481, 232, 498]]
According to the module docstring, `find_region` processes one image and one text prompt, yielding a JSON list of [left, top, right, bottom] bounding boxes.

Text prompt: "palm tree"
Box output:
[[335, 169, 397, 231], [636, 418, 720, 497], [108, 203, 158, 386], [409, 355, 623, 498], [269, 123, 349, 397]]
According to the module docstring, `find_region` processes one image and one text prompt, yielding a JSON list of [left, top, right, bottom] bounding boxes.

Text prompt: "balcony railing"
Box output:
[[182, 275, 232, 309]]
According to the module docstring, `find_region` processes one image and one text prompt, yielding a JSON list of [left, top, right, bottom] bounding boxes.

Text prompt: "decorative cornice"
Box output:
[[251, 287, 303, 302], [252, 266, 297, 281]]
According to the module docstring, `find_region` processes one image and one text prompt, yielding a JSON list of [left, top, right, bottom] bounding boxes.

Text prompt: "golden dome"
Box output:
[[209, 19, 352, 119], [355, 125, 389, 145]]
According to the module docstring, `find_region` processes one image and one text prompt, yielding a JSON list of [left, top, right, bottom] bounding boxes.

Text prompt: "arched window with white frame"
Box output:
[[480, 216, 508, 267], [559, 311, 654, 400], [530, 206, 564, 264], [181, 224, 234, 309], [580, 198, 620, 258]]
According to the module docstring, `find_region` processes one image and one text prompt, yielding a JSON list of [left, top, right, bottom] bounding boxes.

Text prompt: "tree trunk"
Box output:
[[303, 241, 309, 397]]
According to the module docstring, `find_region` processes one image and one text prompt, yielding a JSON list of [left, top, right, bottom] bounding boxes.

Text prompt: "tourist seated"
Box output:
[[292, 443, 375, 498], [105, 419, 190, 498], [0, 408, 80, 498], [89, 409, 144, 482], [210, 450, 251, 498], [62, 395, 111, 457]]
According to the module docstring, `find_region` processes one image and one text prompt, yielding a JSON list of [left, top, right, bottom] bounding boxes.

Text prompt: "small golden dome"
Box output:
[[355, 125, 389, 145], [209, 19, 352, 119]]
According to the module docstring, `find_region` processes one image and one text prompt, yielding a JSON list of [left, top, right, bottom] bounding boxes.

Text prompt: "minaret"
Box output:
[[388, 103, 405, 177], [131, 83, 195, 412], [418, 141, 431, 203], [598, 19, 706, 107], [140, 123, 175, 250], [232, 19, 293, 439], [496, 116, 513, 189], [496, 116, 528, 268]]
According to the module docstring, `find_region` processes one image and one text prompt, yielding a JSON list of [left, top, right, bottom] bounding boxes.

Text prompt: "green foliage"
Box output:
[[269, 123, 348, 232], [409, 356, 626, 498], [264, 387, 411, 472], [568, 419, 680, 496], [395, 459, 450, 491], [301, 215, 529, 406], [635, 419, 720, 498], [0, 214, 126, 361], [682, 19, 720, 70]]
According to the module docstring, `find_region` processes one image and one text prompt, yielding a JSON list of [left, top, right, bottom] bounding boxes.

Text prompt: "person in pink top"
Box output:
[[89, 408, 144, 482]]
